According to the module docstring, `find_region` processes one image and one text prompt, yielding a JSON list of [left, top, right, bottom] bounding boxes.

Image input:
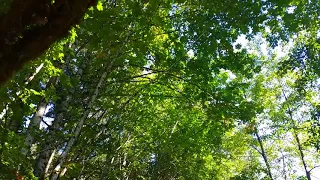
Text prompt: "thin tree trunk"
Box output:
[[281, 87, 311, 180], [23, 74, 60, 157], [33, 84, 71, 179], [45, 149, 56, 176], [24, 63, 44, 85], [293, 130, 311, 180], [49, 30, 131, 180], [50, 70, 109, 180], [34, 49, 90, 178], [280, 148, 287, 180], [0, 62, 44, 128], [254, 129, 273, 180], [22, 98, 47, 155]]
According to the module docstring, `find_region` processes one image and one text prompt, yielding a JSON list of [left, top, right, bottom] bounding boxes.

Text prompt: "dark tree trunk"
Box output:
[[0, 0, 96, 85], [254, 129, 274, 180]]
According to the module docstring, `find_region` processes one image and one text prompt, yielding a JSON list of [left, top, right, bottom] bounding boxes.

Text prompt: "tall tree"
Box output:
[[0, 0, 97, 85], [0, 0, 320, 179]]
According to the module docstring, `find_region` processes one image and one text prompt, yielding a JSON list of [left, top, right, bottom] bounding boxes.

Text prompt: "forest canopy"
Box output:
[[1, 0, 320, 179]]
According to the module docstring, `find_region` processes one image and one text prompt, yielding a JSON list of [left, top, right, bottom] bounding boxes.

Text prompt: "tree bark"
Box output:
[[34, 52, 88, 179], [49, 31, 130, 179], [50, 70, 109, 180], [254, 129, 273, 180], [33, 97, 68, 179], [0, 0, 96, 86], [22, 98, 47, 155], [281, 88, 312, 180], [293, 131, 312, 180]]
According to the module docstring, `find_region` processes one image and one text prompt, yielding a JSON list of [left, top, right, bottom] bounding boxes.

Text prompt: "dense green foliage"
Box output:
[[1, 0, 320, 179]]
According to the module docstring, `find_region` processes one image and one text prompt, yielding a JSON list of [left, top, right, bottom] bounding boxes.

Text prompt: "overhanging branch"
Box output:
[[0, 0, 97, 86]]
